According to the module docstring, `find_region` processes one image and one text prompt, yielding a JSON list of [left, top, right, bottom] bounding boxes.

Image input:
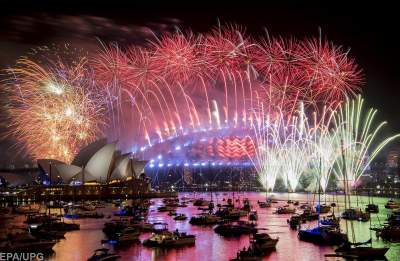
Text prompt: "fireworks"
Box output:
[[4, 24, 394, 192], [253, 96, 400, 192], [4, 50, 106, 163], [90, 25, 362, 148], [250, 103, 314, 192], [332, 95, 400, 189]]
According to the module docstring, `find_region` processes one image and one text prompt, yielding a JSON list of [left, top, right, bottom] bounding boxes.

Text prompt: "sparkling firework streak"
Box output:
[[4, 52, 106, 163], [249, 103, 313, 192], [332, 95, 400, 189], [248, 108, 283, 191], [278, 104, 314, 192], [308, 107, 338, 192], [250, 96, 400, 192]]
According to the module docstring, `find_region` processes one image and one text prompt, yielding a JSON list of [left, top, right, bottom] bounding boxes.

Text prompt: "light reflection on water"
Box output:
[[9, 192, 400, 260]]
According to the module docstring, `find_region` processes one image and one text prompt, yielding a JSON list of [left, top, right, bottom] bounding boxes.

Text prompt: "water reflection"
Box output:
[[7, 192, 400, 260]]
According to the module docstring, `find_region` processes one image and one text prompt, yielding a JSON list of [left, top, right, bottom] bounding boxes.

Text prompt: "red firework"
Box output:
[[253, 37, 305, 78], [92, 44, 129, 86], [89, 24, 363, 144], [261, 70, 306, 117], [124, 46, 159, 88], [202, 24, 256, 75], [300, 38, 363, 104], [149, 32, 202, 83]]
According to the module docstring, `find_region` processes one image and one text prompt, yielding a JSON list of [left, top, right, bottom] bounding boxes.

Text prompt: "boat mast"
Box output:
[[340, 139, 349, 240], [341, 138, 356, 243], [265, 174, 268, 202], [318, 157, 322, 226], [287, 172, 290, 202]]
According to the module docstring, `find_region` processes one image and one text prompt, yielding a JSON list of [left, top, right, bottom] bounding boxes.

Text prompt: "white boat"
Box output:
[[113, 227, 140, 243], [143, 231, 195, 247]]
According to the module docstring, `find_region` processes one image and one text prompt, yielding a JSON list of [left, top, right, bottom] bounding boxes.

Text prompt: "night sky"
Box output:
[[1, 1, 399, 165]]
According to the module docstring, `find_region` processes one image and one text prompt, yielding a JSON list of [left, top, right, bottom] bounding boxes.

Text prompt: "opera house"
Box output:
[[37, 139, 148, 185], [0, 139, 156, 200]]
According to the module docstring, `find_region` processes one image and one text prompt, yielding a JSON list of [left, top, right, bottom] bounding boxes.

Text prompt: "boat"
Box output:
[[193, 198, 210, 206], [87, 248, 121, 261], [64, 207, 104, 219], [334, 240, 389, 259], [163, 197, 179, 204], [299, 203, 311, 210], [214, 221, 257, 237], [29, 228, 66, 240], [215, 207, 241, 220], [387, 210, 400, 226], [320, 214, 340, 228], [315, 204, 331, 214], [174, 214, 187, 221], [35, 220, 80, 231], [230, 247, 262, 261], [107, 227, 140, 244], [341, 208, 370, 222], [249, 211, 258, 221], [226, 198, 234, 206], [90, 201, 107, 209], [300, 209, 319, 221], [385, 199, 399, 209], [189, 213, 221, 225], [80, 203, 96, 211], [152, 222, 169, 233], [241, 198, 251, 212], [365, 203, 379, 213], [257, 201, 271, 208], [157, 206, 176, 212], [208, 201, 215, 211], [287, 215, 304, 230], [143, 230, 196, 247], [251, 233, 279, 253], [24, 213, 59, 224], [230, 233, 278, 260], [0, 233, 56, 253], [103, 220, 128, 236], [165, 201, 179, 207], [275, 206, 296, 214], [298, 226, 348, 245], [129, 221, 154, 232], [113, 205, 144, 217], [376, 225, 400, 242]]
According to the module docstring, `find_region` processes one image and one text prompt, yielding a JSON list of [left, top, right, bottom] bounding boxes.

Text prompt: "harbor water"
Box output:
[[4, 192, 400, 261]]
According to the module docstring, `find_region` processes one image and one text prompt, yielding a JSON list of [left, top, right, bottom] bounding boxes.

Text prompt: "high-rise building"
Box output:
[[387, 149, 400, 168]]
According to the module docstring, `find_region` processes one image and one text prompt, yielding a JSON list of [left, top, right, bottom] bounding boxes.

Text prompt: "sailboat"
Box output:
[[330, 139, 389, 259], [257, 178, 271, 208], [298, 158, 348, 245], [365, 187, 379, 213]]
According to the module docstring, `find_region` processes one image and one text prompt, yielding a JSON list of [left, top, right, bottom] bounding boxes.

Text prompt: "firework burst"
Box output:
[[332, 95, 400, 189], [4, 50, 106, 163]]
